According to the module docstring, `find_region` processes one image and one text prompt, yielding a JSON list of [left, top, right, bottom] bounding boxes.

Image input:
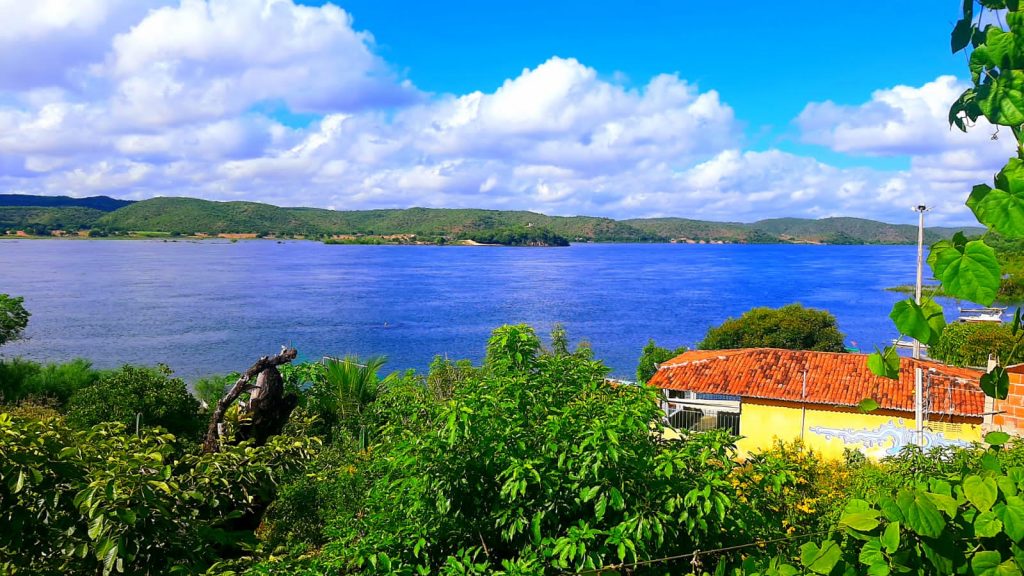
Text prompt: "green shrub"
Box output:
[[303, 325, 755, 574], [929, 321, 1021, 368], [699, 303, 846, 352], [635, 339, 688, 383], [65, 365, 204, 439], [0, 412, 317, 575], [191, 373, 236, 409], [0, 358, 40, 404]]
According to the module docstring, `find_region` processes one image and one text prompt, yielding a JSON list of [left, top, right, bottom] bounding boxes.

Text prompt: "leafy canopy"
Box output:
[[699, 303, 846, 352], [0, 293, 29, 347]]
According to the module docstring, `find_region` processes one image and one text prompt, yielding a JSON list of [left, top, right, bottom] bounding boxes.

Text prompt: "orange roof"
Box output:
[[648, 348, 986, 417]]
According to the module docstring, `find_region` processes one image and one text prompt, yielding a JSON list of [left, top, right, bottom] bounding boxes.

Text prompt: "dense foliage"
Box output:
[[0, 293, 29, 347], [698, 304, 846, 352], [459, 226, 570, 246], [0, 357, 101, 406], [64, 365, 204, 439], [929, 321, 1022, 368], [635, 339, 688, 383], [0, 414, 316, 575]]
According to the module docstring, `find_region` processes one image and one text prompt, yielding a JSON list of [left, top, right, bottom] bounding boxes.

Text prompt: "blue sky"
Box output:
[[300, 0, 961, 162], [0, 0, 1012, 224]]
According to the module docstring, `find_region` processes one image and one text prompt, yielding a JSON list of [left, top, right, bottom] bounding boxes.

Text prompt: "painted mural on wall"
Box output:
[[809, 418, 971, 458]]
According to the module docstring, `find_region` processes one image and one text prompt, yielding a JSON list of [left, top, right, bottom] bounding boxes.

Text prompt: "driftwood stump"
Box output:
[[202, 348, 298, 454]]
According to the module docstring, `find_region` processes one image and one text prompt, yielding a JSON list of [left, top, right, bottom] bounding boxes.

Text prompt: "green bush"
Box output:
[[929, 321, 1021, 368], [65, 365, 204, 439], [0, 412, 317, 575], [0, 358, 102, 407], [298, 325, 755, 574], [635, 339, 688, 383], [699, 303, 846, 352]]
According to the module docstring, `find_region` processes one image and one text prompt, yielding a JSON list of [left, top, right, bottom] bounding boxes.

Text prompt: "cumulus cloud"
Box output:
[[0, 0, 1008, 225]]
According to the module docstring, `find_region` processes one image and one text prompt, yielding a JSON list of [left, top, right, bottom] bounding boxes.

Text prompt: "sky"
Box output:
[[0, 0, 1012, 225]]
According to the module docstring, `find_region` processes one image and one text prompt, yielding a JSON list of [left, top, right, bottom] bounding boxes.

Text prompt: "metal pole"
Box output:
[[913, 205, 927, 446]]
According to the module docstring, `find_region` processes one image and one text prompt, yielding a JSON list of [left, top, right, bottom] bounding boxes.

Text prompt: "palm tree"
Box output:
[[315, 355, 389, 449]]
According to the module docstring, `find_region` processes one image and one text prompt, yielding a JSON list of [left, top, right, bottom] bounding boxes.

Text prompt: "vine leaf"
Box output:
[[965, 475, 999, 512], [987, 431, 1013, 446], [867, 346, 900, 380], [982, 366, 1010, 400], [976, 511, 1005, 538], [889, 298, 946, 346], [858, 398, 880, 413], [972, 550, 1020, 576], [953, 18, 976, 53], [927, 235, 1001, 306], [800, 541, 842, 575], [978, 70, 1024, 126], [968, 159, 1024, 239], [896, 490, 945, 538], [971, 27, 1024, 84]]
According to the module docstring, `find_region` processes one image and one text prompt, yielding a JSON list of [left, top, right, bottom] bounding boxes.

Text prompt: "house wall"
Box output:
[[736, 399, 984, 460], [992, 371, 1024, 434]]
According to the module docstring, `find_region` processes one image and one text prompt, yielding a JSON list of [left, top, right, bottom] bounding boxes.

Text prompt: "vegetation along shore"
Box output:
[[1, 193, 980, 247]]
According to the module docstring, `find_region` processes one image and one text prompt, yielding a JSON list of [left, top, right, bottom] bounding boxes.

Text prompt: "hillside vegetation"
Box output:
[[0, 194, 985, 244]]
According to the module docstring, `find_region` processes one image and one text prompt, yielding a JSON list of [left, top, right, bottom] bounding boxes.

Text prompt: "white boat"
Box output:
[[957, 307, 1006, 323]]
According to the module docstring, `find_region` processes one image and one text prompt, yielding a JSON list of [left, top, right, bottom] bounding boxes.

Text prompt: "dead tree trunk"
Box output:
[[202, 347, 298, 454], [235, 365, 299, 446]]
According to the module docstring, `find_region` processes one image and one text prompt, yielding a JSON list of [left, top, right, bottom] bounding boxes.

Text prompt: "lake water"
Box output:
[[0, 240, 932, 380]]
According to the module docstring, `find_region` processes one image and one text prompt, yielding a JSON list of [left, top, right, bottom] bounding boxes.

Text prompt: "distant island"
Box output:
[[0, 193, 983, 246]]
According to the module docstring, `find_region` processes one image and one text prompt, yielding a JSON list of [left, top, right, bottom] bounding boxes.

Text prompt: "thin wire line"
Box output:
[[570, 528, 834, 575]]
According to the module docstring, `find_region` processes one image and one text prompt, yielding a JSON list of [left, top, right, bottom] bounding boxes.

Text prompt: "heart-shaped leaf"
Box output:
[[928, 237, 1001, 306]]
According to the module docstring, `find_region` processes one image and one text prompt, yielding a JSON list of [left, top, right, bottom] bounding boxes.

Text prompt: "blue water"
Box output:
[[0, 240, 931, 379]]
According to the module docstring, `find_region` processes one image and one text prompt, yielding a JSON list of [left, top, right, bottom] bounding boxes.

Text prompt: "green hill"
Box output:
[[0, 194, 132, 211], [0, 206, 107, 234], [1, 194, 987, 244]]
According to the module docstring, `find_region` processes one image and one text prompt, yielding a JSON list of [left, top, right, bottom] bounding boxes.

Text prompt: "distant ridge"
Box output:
[[0, 194, 986, 244], [0, 194, 133, 212]]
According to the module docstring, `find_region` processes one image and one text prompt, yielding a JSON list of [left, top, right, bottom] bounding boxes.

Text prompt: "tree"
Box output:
[[0, 294, 29, 347], [305, 355, 392, 448], [635, 339, 688, 383], [699, 303, 846, 352], [928, 322, 1022, 368], [65, 365, 204, 439]]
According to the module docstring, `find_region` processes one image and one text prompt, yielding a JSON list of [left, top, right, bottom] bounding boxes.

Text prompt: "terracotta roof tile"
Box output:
[[648, 348, 986, 417]]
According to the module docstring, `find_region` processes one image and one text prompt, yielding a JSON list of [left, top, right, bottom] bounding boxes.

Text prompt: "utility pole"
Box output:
[[913, 205, 928, 446]]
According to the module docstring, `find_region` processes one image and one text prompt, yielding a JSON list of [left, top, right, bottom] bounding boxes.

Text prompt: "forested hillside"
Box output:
[[0, 194, 984, 244]]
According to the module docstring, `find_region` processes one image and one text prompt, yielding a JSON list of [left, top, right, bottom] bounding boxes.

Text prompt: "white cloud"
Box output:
[[0, 2, 1007, 226]]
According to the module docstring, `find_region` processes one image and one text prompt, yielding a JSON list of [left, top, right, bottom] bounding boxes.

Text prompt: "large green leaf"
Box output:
[[978, 69, 1024, 126], [982, 366, 1011, 400], [968, 159, 1024, 238], [971, 27, 1024, 83], [976, 511, 1004, 538], [965, 475, 1000, 512], [842, 510, 881, 532], [1003, 502, 1024, 541], [988, 431, 1013, 446], [927, 237, 1001, 306], [973, 550, 1023, 576], [800, 541, 842, 575], [889, 298, 946, 346], [897, 490, 945, 538], [880, 521, 900, 552], [868, 346, 900, 380], [953, 18, 976, 53]]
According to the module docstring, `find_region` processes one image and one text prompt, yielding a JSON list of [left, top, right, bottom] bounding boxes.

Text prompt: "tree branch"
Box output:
[[202, 347, 298, 453]]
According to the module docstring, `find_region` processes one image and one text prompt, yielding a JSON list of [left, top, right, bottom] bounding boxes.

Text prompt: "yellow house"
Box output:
[[647, 349, 986, 460]]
